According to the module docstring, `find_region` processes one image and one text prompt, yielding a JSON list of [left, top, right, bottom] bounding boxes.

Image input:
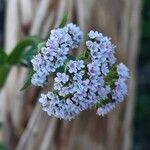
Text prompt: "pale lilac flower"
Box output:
[[54, 82, 63, 90], [117, 63, 129, 78], [34, 28, 129, 120], [68, 60, 85, 73], [97, 86, 111, 100], [76, 60, 85, 70], [68, 60, 78, 73], [86, 30, 116, 71], [55, 73, 69, 84], [31, 73, 47, 87], [97, 63, 129, 116], [88, 30, 99, 39], [39, 94, 48, 106], [31, 24, 83, 87], [101, 63, 109, 75], [87, 62, 100, 76], [67, 23, 83, 48], [73, 71, 84, 81], [96, 102, 116, 116], [112, 63, 129, 102]]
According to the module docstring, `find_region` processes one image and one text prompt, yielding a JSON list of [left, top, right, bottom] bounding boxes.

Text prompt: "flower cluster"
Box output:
[[86, 31, 129, 116], [39, 59, 109, 120], [96, 63, 129, 116], [86, 30, 116, 75], [31, 24, 129, 120], [31, 23, 83, 86]]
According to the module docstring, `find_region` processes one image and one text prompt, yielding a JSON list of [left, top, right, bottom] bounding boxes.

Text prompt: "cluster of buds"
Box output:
[[31, 24, 129, 120], [31, 23, 83, 86]]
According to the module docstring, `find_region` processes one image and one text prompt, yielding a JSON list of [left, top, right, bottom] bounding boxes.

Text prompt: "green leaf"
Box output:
[[142, 21, 150, 38], [0, 143, 10, 150], [37, 42, 46, 52], [104, 66, 117, 88], [20, 46, 37, 66], [95, 98, 112, 109], [20, 70, 34, 91], [19, 42, 46, 68], [59, 12, 68, 28], [67, 54, 75, 60], [0, 49, 8, 65], [0, 64, 10, 89], [7, 36, 43, 65], [0, 38, 43, 90], [77, 50, 90, 60]]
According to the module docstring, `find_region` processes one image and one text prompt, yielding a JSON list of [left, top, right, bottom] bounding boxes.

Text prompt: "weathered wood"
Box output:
[[30, 0, 52, 36], [20, 0, 33, 32], [0, 0, 23, 147]]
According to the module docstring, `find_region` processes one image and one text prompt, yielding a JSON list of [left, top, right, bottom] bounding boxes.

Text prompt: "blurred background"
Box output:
[[0, 0, 149, 150]]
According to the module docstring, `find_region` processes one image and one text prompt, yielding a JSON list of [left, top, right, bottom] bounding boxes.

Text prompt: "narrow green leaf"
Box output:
[[0, 49, 8, 65], [59, 12, 68, 28], [67, 54, 75, 60], [77, 50, 90, 60], [19, 42, 46, 69], [20, 70, 34, 91], [20, 46, 37, 66], [0, 65, 10, 89], [7, 36, 43, 65], [0, 143, 10, 150], [104, 66, 117, 88], [37, 42, 46, 52]]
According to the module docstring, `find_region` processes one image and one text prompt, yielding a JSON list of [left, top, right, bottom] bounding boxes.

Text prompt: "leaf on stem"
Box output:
[[20, 70, 34, 91], [0, 49, 8, 65], [0, 64, 10, 89], [7, 36, 43, 65], [59, 12, 68, 28], [77, 50, 90, 60]]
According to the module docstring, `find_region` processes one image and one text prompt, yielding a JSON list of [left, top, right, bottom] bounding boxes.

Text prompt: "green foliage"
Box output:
[[59, 12, 68, 28], [134, 0, 150, 149], [0, 65, 10, 89], [0, 37, 43, 90], [19, 42, 45, 90], [7, 36, 42, 64], [105, 66, 117, 88], [135, 95, 150, 120], [0, 143, 10, 150], [0, 12, 69, 90], [77, 50, 90, 60], [0, 49, 10, 89], [95, 98, 112, 109], [142, 21, 150, 38], [20, 70, 34, 91], [0, 49, 8, 65]]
